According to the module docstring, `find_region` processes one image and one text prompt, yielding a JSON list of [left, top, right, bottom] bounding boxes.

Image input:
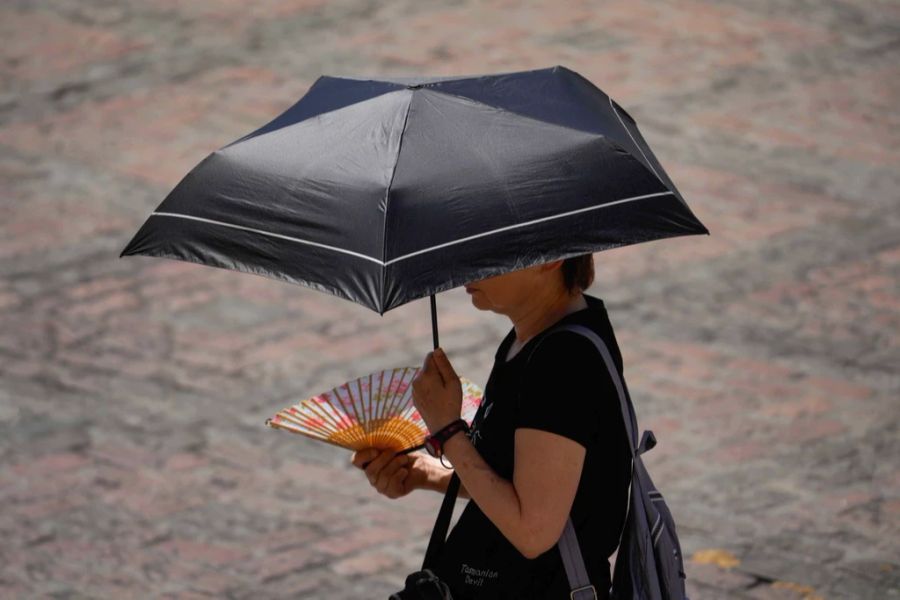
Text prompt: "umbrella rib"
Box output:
[[148, 211, 384, 266], [381, 91, 415, 300], [383, 190, 675, 266], [609, 96, 663, 184]]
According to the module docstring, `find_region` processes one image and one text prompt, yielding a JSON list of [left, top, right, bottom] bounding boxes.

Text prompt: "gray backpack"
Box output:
[[538, 324, 690, 600]]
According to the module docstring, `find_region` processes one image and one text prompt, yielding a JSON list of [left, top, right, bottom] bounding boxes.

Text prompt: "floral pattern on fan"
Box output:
[[266, 366, 483, 452]]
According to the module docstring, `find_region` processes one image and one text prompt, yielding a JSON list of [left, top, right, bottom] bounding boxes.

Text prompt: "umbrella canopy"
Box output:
[[121, 64, 709, 317]]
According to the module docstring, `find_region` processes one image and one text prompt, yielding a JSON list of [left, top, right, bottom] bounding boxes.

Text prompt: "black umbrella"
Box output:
[[121, 64, 709, 349]]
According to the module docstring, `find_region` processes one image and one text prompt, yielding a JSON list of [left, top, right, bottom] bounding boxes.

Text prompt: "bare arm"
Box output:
[[351, 427, 584, 547], [355, 350, 584, 540], [442, 427, 584, 559], [399, 346, 585, 557], [418, 456, 471, 499]]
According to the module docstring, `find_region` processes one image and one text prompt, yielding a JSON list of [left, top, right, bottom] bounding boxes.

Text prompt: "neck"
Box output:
[[511, 289, 588, 344]]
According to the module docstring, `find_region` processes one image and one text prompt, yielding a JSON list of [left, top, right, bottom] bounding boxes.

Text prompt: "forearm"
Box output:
[[440, 432, 535, 556], [419, 455, 471, 499]]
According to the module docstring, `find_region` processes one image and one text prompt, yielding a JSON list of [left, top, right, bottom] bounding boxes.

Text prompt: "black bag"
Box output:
[[388, 568, 455, 600]]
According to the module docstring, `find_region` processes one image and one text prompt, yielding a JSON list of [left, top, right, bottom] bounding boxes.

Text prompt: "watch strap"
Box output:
[[425, 418, 469, 457]]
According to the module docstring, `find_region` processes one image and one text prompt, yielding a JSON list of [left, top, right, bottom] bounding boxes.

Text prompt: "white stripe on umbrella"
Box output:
[[150, 211, 384, 266], [385, 190, 674, 265], [150, 189, 675, 268]]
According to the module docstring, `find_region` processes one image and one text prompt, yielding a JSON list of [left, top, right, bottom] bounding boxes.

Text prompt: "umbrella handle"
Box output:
[[430, 294, 439, 350]]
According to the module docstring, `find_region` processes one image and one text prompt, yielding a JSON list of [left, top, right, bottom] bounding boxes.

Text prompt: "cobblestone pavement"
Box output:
[[1, 1, 898, 598]]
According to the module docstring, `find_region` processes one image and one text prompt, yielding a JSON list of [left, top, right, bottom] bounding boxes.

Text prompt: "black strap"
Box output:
[[421, 471, 460, 570]]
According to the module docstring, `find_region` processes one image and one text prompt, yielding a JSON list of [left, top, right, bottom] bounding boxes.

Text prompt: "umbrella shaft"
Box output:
[[431, 294, 439, 350]]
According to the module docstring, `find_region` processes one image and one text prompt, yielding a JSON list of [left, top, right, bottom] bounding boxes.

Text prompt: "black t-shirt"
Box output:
[[434, 293, 633, 599]]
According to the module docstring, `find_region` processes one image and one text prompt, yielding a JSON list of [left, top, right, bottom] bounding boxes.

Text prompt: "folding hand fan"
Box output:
[[266, 366, 483, 452]]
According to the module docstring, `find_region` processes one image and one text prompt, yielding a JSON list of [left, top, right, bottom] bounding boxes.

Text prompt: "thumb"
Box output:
[[433, 347, 459, 383], [421, 351, 434, 375], [352, 448, 379, 469], [422, 350, 443, 386]]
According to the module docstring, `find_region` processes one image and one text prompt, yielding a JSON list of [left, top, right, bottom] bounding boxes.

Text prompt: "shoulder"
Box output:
[[528, 328, 604, 366]]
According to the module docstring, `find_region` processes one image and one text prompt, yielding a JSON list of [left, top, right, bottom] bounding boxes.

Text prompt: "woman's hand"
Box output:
[[412, 347, 463, 433], [351, 448, 432, 499]]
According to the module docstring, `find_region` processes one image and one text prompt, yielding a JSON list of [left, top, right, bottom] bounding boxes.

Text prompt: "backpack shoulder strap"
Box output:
[[530, 323, 640, 454], [524, 322, 642, 599]]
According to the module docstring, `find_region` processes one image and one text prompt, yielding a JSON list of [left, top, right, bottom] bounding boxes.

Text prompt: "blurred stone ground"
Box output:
[[1, 0, 898, 598]]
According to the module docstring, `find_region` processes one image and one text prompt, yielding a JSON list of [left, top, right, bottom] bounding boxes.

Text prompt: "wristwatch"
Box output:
[[424, 418, 470, 460]]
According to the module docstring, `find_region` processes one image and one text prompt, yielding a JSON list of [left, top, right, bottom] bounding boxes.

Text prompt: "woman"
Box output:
[[351, 254, 632, 599]]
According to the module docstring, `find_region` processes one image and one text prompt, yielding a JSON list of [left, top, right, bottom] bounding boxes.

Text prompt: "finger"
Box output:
[[352, 448, 377, 467], [387, 467, 409, 497], [424, 351, 445, 386], [415, 354, 438, 393], [421, 351, 434, 377], [380, 454, 409, 480], [433, 347, 458, 384], [375, 455, 409, 493], [352, 448, 379, 470], [364, 449, 395, 483]]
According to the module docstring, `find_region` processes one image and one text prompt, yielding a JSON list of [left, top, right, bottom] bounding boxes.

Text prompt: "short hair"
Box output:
[[561, 253, 595, 295]]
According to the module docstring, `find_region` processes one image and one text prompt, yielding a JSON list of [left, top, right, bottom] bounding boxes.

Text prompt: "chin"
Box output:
[[471, 299, 502, 315], [469, 295, 488, 311]]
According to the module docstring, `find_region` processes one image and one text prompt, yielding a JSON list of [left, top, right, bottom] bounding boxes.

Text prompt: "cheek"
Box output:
[[477, 289, 511, 310], [478, 286, 501, 303]]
